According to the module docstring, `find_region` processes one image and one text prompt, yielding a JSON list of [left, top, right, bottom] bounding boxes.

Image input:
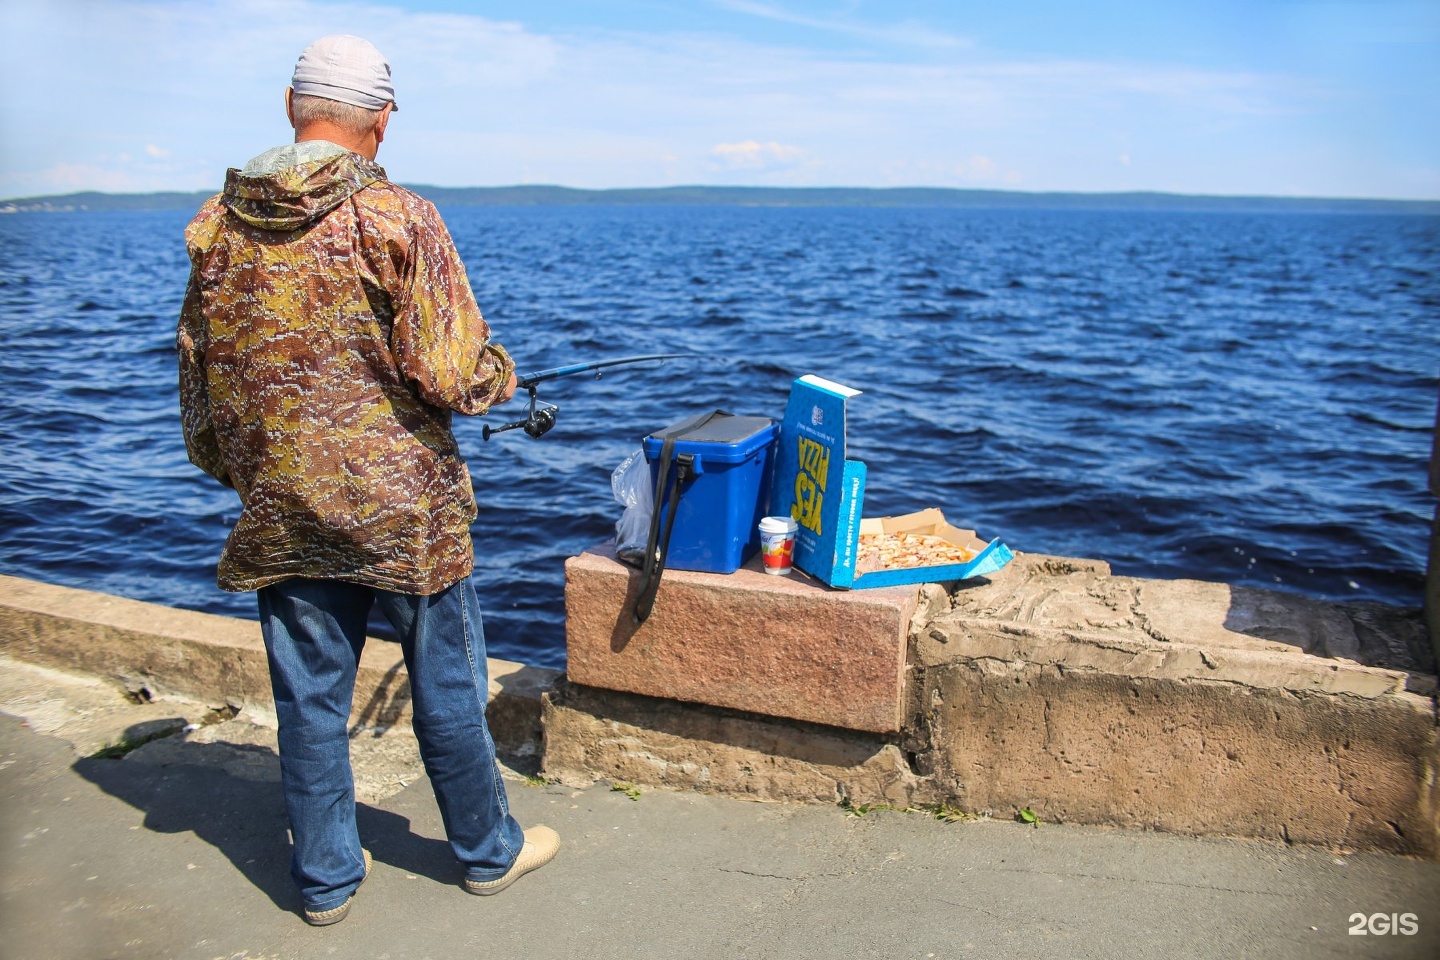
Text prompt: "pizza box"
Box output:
[[852, 508, 1014, 589], [770, 374, 1013, 590]]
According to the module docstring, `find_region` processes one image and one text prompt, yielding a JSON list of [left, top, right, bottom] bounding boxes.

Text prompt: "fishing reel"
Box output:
[[482, 384, 558, 440], [480, 353, 689, 441]]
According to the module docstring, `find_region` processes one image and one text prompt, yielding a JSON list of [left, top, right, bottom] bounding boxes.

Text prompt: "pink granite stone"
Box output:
[[564, 545, 919, 733]]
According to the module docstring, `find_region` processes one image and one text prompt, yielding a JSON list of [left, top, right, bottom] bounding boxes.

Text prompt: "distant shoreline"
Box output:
[[3, 184, 1438, 216]]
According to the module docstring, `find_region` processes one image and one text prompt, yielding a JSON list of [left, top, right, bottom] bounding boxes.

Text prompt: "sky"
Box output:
[[1, 0, 1437, 199]]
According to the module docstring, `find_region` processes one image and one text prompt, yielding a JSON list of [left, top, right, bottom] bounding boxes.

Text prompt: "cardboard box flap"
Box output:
[[860, 507, 954, 537]]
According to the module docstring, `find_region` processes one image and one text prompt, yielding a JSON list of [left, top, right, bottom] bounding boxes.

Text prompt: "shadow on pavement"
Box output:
[[73, 732, 461, 913]]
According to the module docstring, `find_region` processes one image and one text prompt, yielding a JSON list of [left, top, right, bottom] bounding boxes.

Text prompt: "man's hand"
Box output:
[[500, 370, 518, 403]]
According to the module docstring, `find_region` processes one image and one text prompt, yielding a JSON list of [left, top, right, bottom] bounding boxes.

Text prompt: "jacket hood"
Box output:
[[222, 151, 385, 231]]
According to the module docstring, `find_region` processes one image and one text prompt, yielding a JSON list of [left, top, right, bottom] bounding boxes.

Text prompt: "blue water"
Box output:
[[1, 205, 1436, 670]]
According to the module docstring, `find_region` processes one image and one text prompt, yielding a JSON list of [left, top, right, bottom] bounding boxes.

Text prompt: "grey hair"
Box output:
[[290, 93, 382, 135]]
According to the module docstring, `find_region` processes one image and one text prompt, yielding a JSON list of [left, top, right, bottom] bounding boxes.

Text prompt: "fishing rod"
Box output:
[[482, 353, 691, 440]]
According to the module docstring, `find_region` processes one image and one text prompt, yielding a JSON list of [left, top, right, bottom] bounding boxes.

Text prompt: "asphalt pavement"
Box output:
[[4, 710, 1440, 960]]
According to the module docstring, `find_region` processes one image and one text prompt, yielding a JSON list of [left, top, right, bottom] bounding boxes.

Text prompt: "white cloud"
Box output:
[[709, 139, 806, 171], [28, 162, 153, 194], [957, 154, 998, 181], [145, 144, 170, 159]]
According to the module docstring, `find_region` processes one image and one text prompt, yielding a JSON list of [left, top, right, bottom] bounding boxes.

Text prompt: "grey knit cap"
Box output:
[[291, 35, 398, 112]]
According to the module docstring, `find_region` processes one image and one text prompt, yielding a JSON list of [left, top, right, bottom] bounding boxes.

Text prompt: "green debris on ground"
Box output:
[[840, 798, 992, 823], [89, 724, 186, 760]]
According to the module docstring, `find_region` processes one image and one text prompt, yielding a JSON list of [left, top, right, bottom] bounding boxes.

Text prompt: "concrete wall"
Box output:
[[5, 541, 1437, 858], [0, 574, 556, 755], [557, 549, 1440, 857]]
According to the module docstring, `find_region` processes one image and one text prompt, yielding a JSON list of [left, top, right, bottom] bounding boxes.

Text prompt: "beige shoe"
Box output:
[[303, 849, 372, 926], [463, 826, 560, 896]]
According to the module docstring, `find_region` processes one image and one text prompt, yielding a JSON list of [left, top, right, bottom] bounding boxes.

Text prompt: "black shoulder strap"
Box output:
[[631, 410, 728, 625]]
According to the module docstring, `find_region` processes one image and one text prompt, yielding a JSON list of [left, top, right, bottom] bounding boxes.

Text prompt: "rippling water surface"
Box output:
[[0, 205, 1436, 668]]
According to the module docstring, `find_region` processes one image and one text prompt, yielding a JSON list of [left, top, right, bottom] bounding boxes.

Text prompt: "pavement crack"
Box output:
[[716, 867, 844, 882], [717, 867, 803, 881]]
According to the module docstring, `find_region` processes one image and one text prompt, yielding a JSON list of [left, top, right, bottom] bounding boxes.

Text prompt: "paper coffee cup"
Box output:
[[758, 516, 798, 575]]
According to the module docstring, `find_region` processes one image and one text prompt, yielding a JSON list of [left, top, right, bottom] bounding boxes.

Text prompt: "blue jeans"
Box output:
[[257, 576, 524, 911]]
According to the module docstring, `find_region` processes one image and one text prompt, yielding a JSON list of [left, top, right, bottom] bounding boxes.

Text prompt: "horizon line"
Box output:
[[6, 182, 1440, 202], [4, 183, 1438, 209]]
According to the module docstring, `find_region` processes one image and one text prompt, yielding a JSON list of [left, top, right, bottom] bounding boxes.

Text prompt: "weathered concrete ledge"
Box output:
[[552, 548, 1440, 858], [0, 574, 557, 757], [566, 544, 916, 733]]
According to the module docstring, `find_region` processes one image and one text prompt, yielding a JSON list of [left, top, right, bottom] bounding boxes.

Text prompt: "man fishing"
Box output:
[[176, 34, 559, 925]]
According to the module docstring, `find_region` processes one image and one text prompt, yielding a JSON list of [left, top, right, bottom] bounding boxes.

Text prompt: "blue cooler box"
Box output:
[[642, 414, 779, 574]]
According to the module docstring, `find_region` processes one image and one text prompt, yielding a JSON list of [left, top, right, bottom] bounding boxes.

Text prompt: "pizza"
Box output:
[[856, 531, 977, 574]]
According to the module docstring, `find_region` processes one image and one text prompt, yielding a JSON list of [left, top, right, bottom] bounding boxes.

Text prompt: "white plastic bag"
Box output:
[[611, 448, 653, 566]]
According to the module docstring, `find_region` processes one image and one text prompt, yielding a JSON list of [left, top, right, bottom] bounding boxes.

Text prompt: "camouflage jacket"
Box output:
[[177, 147, 514, 595]]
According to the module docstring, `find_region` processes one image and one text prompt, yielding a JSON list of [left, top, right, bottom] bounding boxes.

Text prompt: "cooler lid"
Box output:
[[643, 414, 776, 463], [662, 414, 773, 444]]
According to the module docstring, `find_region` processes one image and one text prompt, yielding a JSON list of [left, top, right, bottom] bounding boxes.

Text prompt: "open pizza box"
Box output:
[[770, 374, 1013, 590]]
